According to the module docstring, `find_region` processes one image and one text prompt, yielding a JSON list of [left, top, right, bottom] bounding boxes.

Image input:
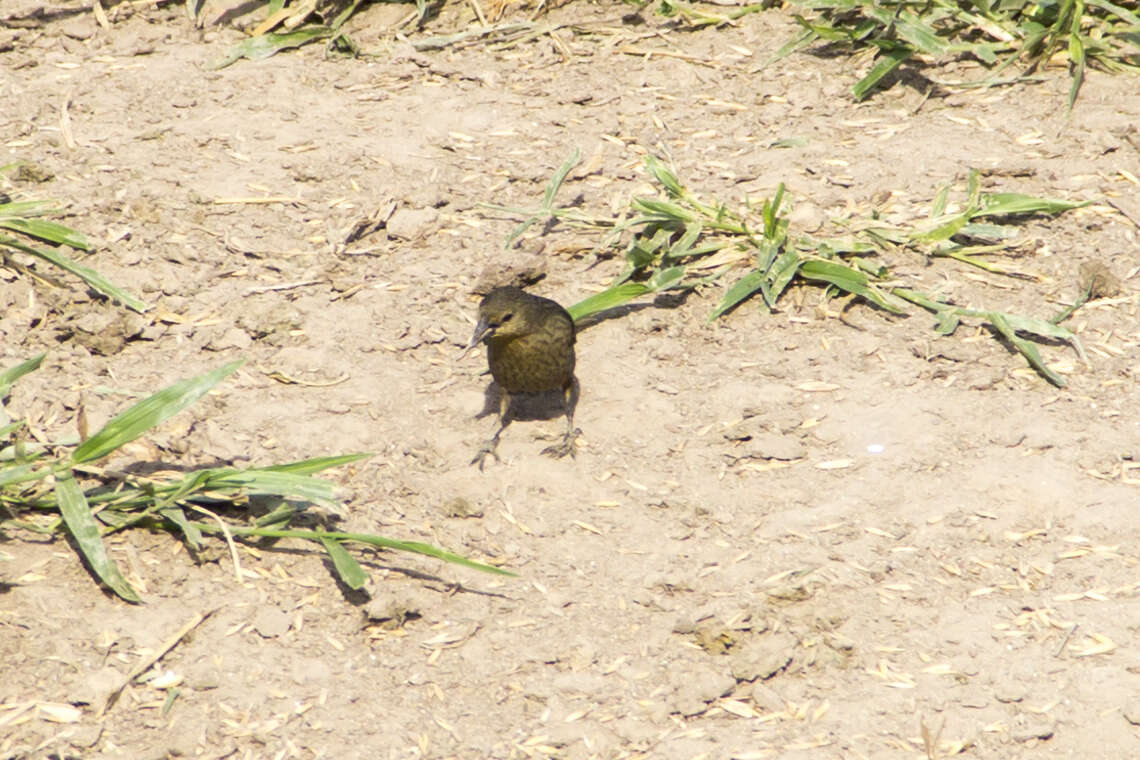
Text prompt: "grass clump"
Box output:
[[770, 0, 1140, 107], [1, 358, 511, 603], [483, 151, 1088, 387], [0, 178, 146, 313]]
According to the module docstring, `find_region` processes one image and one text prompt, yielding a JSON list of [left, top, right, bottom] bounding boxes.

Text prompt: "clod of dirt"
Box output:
[[473, 254, 548, 295], [251, 606, 291, 638], [386, 207, 439, 241], [364, 595, 422, 630], [1011, 719, 1055, 743], [728, 633, 796, 682], [726, 431, 807, 461], [443, 497, 483, 519], [1079, 260, 1123, 299], [235, 301, 303, 342], [68, 309, 146, 356], [668, 667, 737, 717], [204, 325, 252, 352]]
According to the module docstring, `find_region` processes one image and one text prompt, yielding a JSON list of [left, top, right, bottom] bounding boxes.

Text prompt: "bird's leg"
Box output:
[[472, 391, 512, 470], [541, 376, 580, 459]]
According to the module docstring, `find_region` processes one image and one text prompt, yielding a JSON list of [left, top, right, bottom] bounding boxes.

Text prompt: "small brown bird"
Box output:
[[465, 287, 579, 468]]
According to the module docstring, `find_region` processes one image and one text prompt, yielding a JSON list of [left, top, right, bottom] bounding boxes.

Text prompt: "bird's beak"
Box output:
[[457, 317, 492, 360]]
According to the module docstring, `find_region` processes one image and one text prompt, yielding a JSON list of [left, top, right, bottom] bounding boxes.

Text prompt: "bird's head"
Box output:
[[465, 287, 533, 350]]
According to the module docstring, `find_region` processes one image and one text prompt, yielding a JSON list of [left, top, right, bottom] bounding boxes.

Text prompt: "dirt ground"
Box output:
[[3, 1, 1140, 758]]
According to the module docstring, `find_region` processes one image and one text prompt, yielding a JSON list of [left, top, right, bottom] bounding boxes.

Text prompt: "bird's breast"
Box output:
[[488, 331, 575, 393]]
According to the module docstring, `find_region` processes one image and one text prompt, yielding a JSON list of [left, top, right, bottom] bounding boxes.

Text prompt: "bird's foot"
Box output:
[[541, 428, 581, 460], [470, 439, 502, 470]]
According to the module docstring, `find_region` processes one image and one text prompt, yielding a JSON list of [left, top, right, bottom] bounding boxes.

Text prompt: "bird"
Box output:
[[463, 286, 579, 469]]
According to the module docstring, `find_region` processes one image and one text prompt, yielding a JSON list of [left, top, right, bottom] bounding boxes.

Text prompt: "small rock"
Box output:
[[60, 16, 97, 39], [670, 668, 735, 716], [364, 595, 421, 629], [1011, 720, 1055, 743], [67, 723, 103, 749], [251, 606, 291, 638], [742, 433, 806, 461], [204, 325, 252, 352], [386, 207, 439, 240], [729, 633, 795, 682], [995, 685, 1026, 703]]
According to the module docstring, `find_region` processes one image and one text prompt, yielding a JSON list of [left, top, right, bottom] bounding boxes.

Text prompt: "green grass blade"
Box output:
[[799, 259, 906, 313], [55, 472, 141, 602], [0, 463, 41, 487], [759, 27, 818, 69], [644, 155, 685, 198], [320, 536, 368, 589], [930, 182, 951, 218], [208, 26, 333, 70], [764, 183, 786, 238], [158, 507, 203, 551], [710, 269, 770, 321], [198, 468, 340, 508], [767, 250, 802, 303], [260, 453, 372, 476], [853, 45, 912, 100], [988, 312, 1066, 387], [2, 236, 147, 313], [197, 524, 514, 575], [0, 218, 90, 250], [0, 353, 45, 399], [977, 193, 1087, 216], [72, 360, 244, 464], [912, 212, 970, 243], [567, 282, 652, 323], [542, 149, 581, 212], [632, 198, 700, 223], [1067, 28, 1086, 112], [894, 10, 950, 55]]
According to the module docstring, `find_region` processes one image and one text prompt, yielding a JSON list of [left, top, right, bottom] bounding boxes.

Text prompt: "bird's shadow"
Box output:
[[474, 382, 566, 422]]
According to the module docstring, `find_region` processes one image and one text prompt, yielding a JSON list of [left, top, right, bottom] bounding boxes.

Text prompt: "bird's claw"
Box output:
[[470, 440, 501, 470], [541, 428, 580, 460]]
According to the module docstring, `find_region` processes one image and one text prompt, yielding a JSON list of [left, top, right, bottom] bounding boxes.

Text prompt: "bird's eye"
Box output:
[[501, 312, 514, 322]]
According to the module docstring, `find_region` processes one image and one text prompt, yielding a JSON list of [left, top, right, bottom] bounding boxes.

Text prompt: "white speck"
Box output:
[[867, 444, 885, 454]]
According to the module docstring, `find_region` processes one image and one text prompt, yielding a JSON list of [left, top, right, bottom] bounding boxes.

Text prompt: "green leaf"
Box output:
[[930, 182, 951, 218], [260, 453, 372, 476], [631, 198, 700, 223], [567, 282, 651, 323], [912, 212, 970, 243], [0, 463, 40, 487], [158, 507, 203, 552], [853, 44, 912, 100], [0, 218, 89, 250], [644, 155, 684, 198], [198, 467, 341, 508], [799, 259, 906, 313], [73, 360, 244, 464], [1, 236, 147, 313], [320, 536, 368, 590], [763, 183, 786, 239], [55, 472, 141, 602], [208, 26, 333, 70], [542, 149, 581, 212], [977, 192, 1087, 216], [988, 312, 1066, 387], [767, 250, 802, 304], [0, 353, 45, 400], [934, 311, 960, 335], [647, 266, 687, 291], [710, 269, 770, 321], [1068, 29, 1086, 111], [894, 10, 949, 55]]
